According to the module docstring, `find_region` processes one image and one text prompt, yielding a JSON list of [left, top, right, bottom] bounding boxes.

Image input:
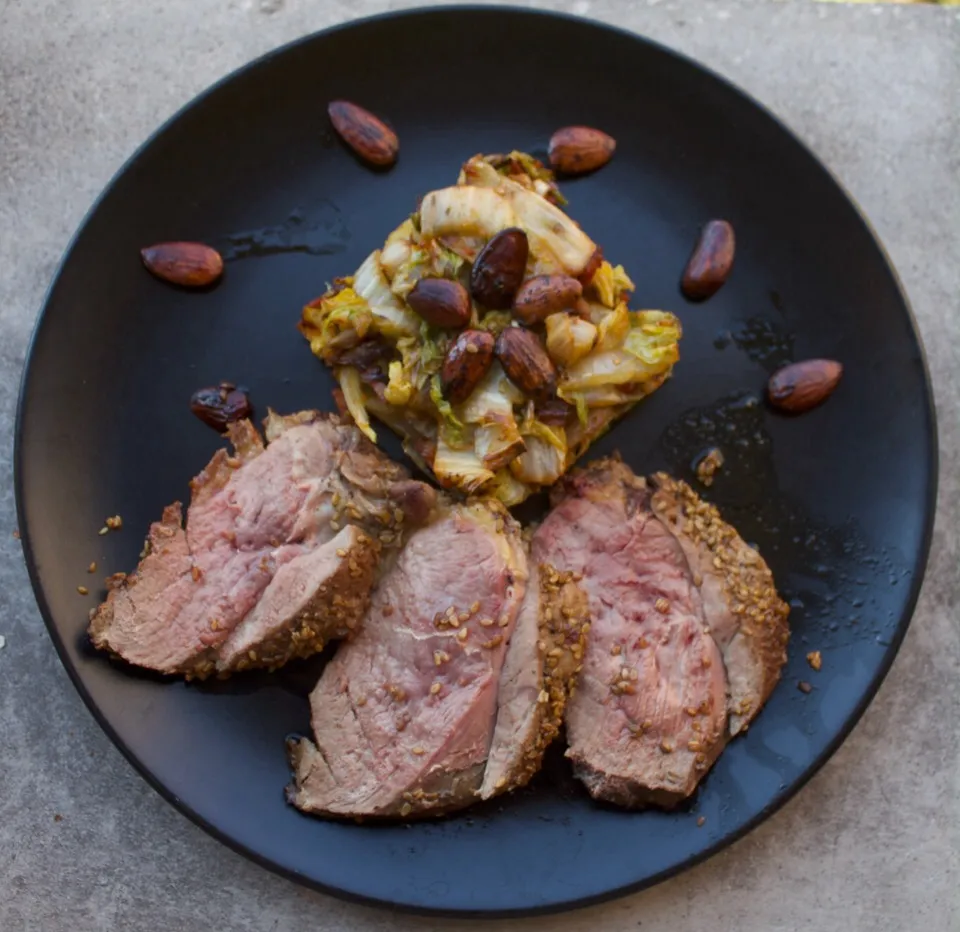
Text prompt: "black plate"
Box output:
[[15, 5, 937, 917]]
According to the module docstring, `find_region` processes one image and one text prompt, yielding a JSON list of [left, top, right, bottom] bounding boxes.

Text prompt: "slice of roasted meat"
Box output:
[[479, 561, 589, 799], [216, 525, 378, 672], [287, 500, 531, 818], [88, 411, 436, 678], [535, 457, 788, 808], [649, 472, 790, 735]]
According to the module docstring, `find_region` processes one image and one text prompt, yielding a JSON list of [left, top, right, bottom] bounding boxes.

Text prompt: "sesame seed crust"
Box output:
[[481, 562, 591, 798], [650, 471, 790, 735]]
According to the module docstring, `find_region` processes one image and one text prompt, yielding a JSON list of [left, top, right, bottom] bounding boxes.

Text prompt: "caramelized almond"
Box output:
[[681, 220, 735, 300], [328, 100, 398, 168], [495, 326, 557, 399], [141, 242, 223, 288], [513, 275, 583, 325], [407, 278, 471, 328], [441, 330, 495, 404], [471, 228, 529, 309], [767, 359, 843, 413], [548, 126, 616, 176]]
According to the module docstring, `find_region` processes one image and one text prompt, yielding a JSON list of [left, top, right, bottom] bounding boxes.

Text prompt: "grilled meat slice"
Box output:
[[537, 457, 789, 807], [217, 525, 379, 672], [480, 562, 589, 799], [288, 500, 528, 818], [649, 473, 789, 735], [539, 458, 727, 807], [89, 412, 436, 677]]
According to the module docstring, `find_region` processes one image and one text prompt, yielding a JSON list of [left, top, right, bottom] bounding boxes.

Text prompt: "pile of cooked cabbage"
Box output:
[[300, 152, 681, 505]]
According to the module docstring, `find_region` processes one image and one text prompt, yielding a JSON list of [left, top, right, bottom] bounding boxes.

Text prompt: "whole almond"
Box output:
[[471, 228, 529, 310], [441, 330, 495, 405], [681, 220, 735, 300], [495, 326, 557, 399], [767, 359, 843, 413], [407, 278, 471, 328], [328, 100, 398, 168], [548, 126, 616, 176], [513, 274, 583, 325], [141, 242, 223, 288]]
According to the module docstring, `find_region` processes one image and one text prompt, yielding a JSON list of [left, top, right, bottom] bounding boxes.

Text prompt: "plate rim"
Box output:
[[13, 3, 940, 917]]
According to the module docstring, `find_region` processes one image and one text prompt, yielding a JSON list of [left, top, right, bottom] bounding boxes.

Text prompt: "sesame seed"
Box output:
[[697, 816, 706, 827], [470, 601, 480, 614], [336, 548, 347, 557], [538, 690, 549, 704], [498, 615, 510, 627], [76, 586, 89, 596], [400, 803, 412, 817], [430, 682, 441, 695], [87, 562, 97, 573], [479, 617, 494, 627], [660, 740, 674, 753], [457, 628, 468, 641], [98, 527, 109, 536], [412, 746, 425, 756], [433, 650, 450, 666], [806, 651, 822, 671]]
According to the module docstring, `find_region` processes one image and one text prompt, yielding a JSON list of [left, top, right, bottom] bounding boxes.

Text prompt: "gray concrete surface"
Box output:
[[1, 0, 958, 929]]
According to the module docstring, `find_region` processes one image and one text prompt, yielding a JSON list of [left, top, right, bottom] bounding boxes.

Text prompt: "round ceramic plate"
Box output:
[[15, 5, 937, 916]]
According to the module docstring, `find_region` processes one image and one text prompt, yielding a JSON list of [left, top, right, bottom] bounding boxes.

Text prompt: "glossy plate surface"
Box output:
[[15, 6, 937, 916]]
